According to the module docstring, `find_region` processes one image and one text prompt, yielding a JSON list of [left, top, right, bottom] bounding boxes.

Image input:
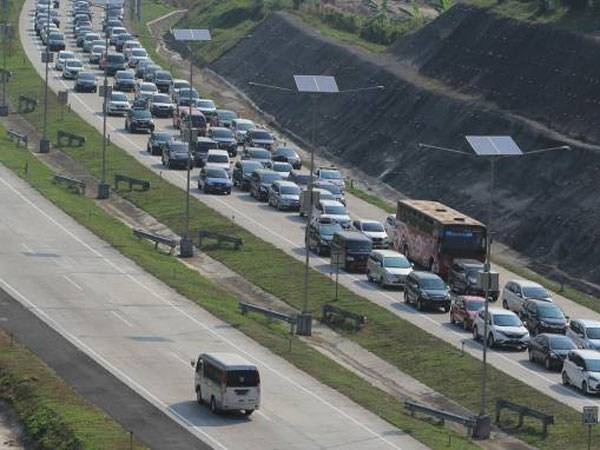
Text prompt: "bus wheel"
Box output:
[[243, 409, 254, 416]]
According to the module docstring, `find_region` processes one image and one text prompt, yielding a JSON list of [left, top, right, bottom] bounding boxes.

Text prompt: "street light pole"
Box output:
[[0, 0, 8, 117], [302, 94, 317, 315], [98, 26, 110, 198], [39, 0, 51, 153]]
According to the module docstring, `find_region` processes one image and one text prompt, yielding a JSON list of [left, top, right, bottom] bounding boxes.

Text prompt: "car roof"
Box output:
[[411, 271, 443, 280], [334, 230, 371, 241], [576, 319, 600, 328], [320, 199, 344, 207], [255, 169, 277, 176], [573, 349, 600, 360], [207, 149, 228, 155], [233, 118, 253, 124], [454, 258, 483, 267], [511, 279, 544, 288], [488, 307, 517, 316], [356, 219, 382, 225], [372, 249, 404, 258], [273, 180, 297, 187], [201, 352, 257, 370], [524, 298, 558, 307], [211, 127, 230, 132], [460, 295, 486, 302]]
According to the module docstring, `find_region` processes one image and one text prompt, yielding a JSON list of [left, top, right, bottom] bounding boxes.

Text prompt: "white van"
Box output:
[[192, 352, 260, 415], [205, 149, 231, 173]]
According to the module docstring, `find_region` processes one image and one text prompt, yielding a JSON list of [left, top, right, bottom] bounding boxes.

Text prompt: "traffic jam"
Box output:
[[34, 0, 600, 398]]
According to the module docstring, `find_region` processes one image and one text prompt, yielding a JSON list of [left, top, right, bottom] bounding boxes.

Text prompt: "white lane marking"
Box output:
[[169, 351, 190, 367], [21, 243, 33, 253], [63, 274, 83, 291], [0, 277, 228, 450], [0, 176, 402, 447], [111, 310, 134, 328], [256, 410, 272, 422]]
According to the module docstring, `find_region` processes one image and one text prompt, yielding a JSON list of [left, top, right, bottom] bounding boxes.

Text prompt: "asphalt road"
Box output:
[[21, 0, 600, 414]]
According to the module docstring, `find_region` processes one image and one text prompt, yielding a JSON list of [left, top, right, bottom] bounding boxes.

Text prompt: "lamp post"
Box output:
[[39, 0, 51, 153], [171, 28, 212, 258], [0, 0, 9, 117], [248, 76, 384, 335], [418, 136, 570, 439]]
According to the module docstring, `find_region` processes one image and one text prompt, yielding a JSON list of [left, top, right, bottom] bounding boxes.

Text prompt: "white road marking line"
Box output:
[[169, 351, 190, 367], [111, 310, 134, 328], [63, 274, 83, 291], [256, 410, 272, 421], [21, 243, 33, 253]]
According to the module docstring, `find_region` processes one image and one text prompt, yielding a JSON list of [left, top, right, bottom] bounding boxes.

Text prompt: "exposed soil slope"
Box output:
[[210, 10, 600, 286]]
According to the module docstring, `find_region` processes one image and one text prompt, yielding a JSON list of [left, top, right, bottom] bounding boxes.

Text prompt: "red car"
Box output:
[[449, 295, 485, 330]]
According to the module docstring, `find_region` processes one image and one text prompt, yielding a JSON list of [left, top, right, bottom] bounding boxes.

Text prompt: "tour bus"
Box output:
[[391, 200, 486, 278], [192, 352, 260, 416]]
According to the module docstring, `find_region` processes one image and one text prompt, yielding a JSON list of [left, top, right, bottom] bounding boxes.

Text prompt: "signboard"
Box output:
[[58, 90, 68, 105], [583, 406, 598, 425], [41, 52, 54, 63], [99, 85, 112, 97]]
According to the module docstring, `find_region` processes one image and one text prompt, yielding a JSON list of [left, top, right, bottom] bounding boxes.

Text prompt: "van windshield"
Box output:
[[346, 240, 372, 252], [226, 370, 259, 387]]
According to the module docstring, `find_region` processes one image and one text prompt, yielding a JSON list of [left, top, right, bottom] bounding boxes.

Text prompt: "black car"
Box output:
[[162, 141, 190, 169], [404, 271, 451, 312], [113, 70, 136, 92], [125, 109, 155, 134], [272, 146, 302, 169], [207, 127, 237, 157], [233, 160, 263, 191], [448, 259, 499, 301], [214, 109, 238, 128], [153, 70, 173, 93], [146, 131, 173, 156], [47, 31, 65, 51], [307, 220, 343, 256], [149, 93, 174, 118], [105, 53, 127, 76], [521, 299, 568, 335], [528, 334, 576, 370], [241, 147, 271, 167], [244, 128, 275, 150], [74, 71, 97, 93], [192, 137, 218, 167], [249, 169, 283, 202]]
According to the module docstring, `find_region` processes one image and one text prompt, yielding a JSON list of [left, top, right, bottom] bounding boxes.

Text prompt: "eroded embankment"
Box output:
[[209, 10, 600, 286]]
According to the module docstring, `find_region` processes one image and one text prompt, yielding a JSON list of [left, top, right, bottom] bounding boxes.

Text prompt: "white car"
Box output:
[[54, 50, 75, 70], [562, 350, 600, 395], [136, 81, 158, 99], [231, 118, 255, 145], [366, 249, 413, 288], [105, 91, 130, 116], [315, 167, 345, 191], [566, 319, 600, 350], [127, 48, 148, 67], [122, 40, 141, 56], [89, 45, 106, 64], [312, 199, 351, 229], [472, 307, 529, 350], [169, 79, 190, 99], [205, 149, 231, 173], [62, 59, 84, 79], [353, 220, 390, 249], [194, 98, 216, 117], [502, 279, 552, 313]]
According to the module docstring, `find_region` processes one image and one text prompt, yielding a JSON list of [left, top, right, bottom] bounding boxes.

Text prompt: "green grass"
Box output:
[[6, 0, 598, 448], [346, 180, 396, 214], [129, 0, 176, 68], [0, 329, 145, 449]]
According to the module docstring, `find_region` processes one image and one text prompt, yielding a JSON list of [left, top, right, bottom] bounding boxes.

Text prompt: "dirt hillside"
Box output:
[[209, 9, 600, 287]]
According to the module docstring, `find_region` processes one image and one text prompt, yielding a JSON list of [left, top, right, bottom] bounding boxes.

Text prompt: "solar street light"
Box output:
[[172, 28, 211, 258]]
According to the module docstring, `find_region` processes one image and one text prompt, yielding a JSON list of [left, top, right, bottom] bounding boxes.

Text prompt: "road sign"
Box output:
[[58, 90, 68, 105], [583, 406, 598, 425], [41, 52, 54, 63]]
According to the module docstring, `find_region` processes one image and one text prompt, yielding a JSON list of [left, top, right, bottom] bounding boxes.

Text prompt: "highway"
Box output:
[[21, 0, 600, 416]]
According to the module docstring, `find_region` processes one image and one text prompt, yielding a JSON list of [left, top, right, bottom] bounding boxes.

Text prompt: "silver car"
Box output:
[[366, 249, 413, 288], [502, 279, 553, 313], [566, 319, 600, 350]]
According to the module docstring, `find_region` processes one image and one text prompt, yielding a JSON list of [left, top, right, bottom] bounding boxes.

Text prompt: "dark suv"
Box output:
[[207, 127, 237, 157], [153, 70, 173, 93], [404, 271, 451, 312], [520, 299, 568, 336], [233, 160, 263, 191], [113, 70, 136, 92], [146, 131, 173, 156], [448, 259, 498, 301], [249, 169, 283, 202], [162, 141, 190, 169], [125, 108, 155, 134], [105, 53, 127, 76], [307, 219, 343, 256]]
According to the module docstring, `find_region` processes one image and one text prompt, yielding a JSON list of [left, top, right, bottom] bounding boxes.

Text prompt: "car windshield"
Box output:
[[196, 100, 215, 109], [347, 240, 372, 251], [587, 327, 600, 339], [362, 222, 384, 232], [242, 162, 262, 174], [132, 49, 147, 56], [153, 132, 170, 142], [134, 110, 151, 119], [318, 183, 341, 195], [179, 88, 198, 98], [320, 170, 342, 180], [153, 94, 171, 103], [111, 93, 127, 102], [384, 256, 411, 268], [319, 223, 343, 235], [66, 60, 82, 68], [78, 72, 95, 80], [92, 46, 105, 53], [60, 52, 74, 59], [276, 147, 295, 157], [107, 54, 124, 63], [49, 32, 63, 39], [421, 277, 446, 290], [171, 144, 188, 154], [466, 299, 486, 311], [493, 314, 522, 327], [118, 72, 134, 79], [585, 360, 600, 372], [174, 81, 189, 89], [141, 84, 157, 92], [212, 129, 233, 139], [280, 185, 300, 195], [206, 168, 227, 178], [251, 130, 272, 140], [523, 286, 550, 298], [226, 369, 259, 388], [272, 163, 292, 172], [260, 173, 282, 184], [236, 121, 254, 131], [219, 111, 237, 120], [324, 205, 347, 215], [207, 154, 229, 163], [549, 337, 576, 350], [156, 72, 172, 80], [537, 305, 564, 319], [292, 173, 310, 185]]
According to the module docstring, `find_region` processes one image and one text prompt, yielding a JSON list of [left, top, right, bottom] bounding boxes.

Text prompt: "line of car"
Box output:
[[41, 0, 600, 399]]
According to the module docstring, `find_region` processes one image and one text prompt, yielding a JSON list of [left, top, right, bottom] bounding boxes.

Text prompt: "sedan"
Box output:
[[54, 50, 75, 70], [146, 131, 173, 156], [90, 45, 106, 64], [529, 334, 576, 370], [62, 59, 84, 79], [105, 91, 130, 116], [74, 71, 97, 93], [149, 93, 175, 118], [449, 295, 485, 330], [197, 167, 232, 195], [207, 127, 237, 157], [272, 146, 302, 169], [352, 220, 389, 248]]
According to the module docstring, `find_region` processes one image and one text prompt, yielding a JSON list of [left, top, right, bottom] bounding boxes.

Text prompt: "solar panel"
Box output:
[[94, 0, 123, 6], [465, 136, 523, 156], [172, 29, 211, 42], [294, 75, 339, 93]]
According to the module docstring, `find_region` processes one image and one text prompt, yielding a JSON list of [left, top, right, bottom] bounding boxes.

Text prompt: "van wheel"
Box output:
[[196, 387, 203, 405], [243, 409, 254, 416], [209, 397, 219, 414], [403, 291, 409, 303], [487, 334, 495, 349], [463, 319, 469, 331], [366, 270, 373, 283]]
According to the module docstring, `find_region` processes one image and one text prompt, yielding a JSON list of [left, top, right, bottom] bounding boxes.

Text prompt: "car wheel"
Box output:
[[502, 299, 509, 309], [463, 319, 469, 331], [545, 357, 552, 370], [487, 333, 495, 349], [366, 270, 373, 283], [528, 349, 534, 362], [473, 326, 479, 341], [203, 185, 209, 194], [417, 298, 423, 311], [403, 291, 409, 304], [450, 312, 455, 324], [243, 409, 254, 416], [196, 387, 203, 405], [209, 397, 219, 414], [583, 381, 589, 395]]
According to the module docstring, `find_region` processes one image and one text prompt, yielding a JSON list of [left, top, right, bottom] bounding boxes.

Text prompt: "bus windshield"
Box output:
[[226, 370, 259, 387], [441, 227, 486, 253]]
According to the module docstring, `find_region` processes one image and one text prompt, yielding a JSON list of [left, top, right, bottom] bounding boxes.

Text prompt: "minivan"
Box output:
[[192, 352, 260, 415], [366, 249, 412, 288], [562, 350, 600, 395], [404, 271, 451, 312], [330, 231, 373, 273]]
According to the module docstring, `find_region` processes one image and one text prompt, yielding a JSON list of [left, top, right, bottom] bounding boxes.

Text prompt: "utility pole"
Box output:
[[39, 0, 51, 153]]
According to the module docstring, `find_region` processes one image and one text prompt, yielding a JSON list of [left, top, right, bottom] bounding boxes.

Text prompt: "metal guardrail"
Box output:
[[495, 399, 554, 436], [198, 230, 243, 250], [132, 229, 177, 254], [7, 130, 28, 147], [52, 175, 86, 195], [18, 95, 36, 113], [114, 174, 150, 191], [405, 400, 476, 436], [321, 304, 367, 330], [239, 302, 296, 324], [56, 130, 86, 147]]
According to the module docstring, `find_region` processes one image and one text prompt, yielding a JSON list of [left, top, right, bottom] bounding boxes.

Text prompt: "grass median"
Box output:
[[6, 0, 595, 448]]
